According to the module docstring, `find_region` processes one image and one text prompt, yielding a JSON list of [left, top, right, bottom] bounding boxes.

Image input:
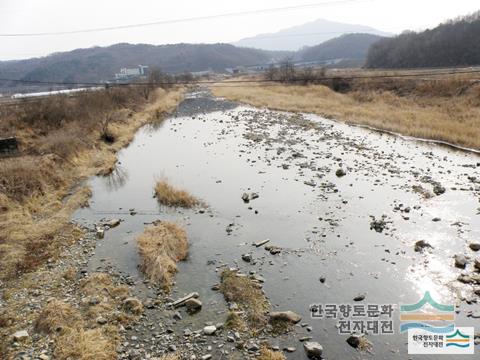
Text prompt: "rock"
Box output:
[[203, 325, 217, 335], [201, 355, 212, 360], [414, 240, 433, 252], [319, 277, 326, 283], [185, 298, 202, 312], [335, 168, 347, 177], [123, 297, 144, 315], [251, 193, 259, 200], [284, 346, 296, 352], [39, 355, 50, 360], [241, 193, 250, 203], [474, 258, 480, 271], [96, 227, 105, 239], [469, 243, 480, 252], [304, 180, 316, 187], [12, 330, 29, 342], [173, 311, 182, 320], [354, 294, 366, 302], [104, 218, 121, 227], [346, 335, 361, 348], [454, 254, 468, 269], [432, 217, 441, 222], [303, 341, 323, 359], [265, 245, 282, 255], [242, 253, 252, 263], [458, 274, 480, 284], [270, 311, 302, 324], [251, 274, 265, 283], [433, 184, 446, 196], [96, 316, 107, 325]]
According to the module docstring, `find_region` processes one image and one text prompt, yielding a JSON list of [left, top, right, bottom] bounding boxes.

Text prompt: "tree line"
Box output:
[[365, 11, 480, 68]]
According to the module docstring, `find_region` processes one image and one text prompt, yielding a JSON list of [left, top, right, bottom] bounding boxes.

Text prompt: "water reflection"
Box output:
[[102, 165, 129, 191]]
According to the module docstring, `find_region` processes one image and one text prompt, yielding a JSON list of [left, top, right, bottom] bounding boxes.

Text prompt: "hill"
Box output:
[[295, 33, 385, 64], [366, 11, 480, 68], [233, 18, 391, 51], [0, 43, 289, 85]]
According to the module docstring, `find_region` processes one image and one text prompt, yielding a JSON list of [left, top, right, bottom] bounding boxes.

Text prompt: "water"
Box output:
[[74, 90, 480, 359]]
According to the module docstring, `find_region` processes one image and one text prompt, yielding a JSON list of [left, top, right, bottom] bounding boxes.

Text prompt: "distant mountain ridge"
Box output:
[[295, 33, 385, 65], [234, 18, 391, 51], [0, 29, 389, 90], [0, 43, 290, 85]]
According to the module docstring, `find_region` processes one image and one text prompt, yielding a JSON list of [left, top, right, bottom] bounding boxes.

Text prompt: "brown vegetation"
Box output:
[[137, 221, 188, 291], [212, 75, 480, 150], [220, 269, 269, 332], [154, 179, 200, 208], [34, 300, 82, 334], [0, 86, 184, 281], [54, 328, 117, 360], [257, 346, 286, 360]]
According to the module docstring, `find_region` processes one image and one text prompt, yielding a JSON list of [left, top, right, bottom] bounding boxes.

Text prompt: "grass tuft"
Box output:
[[257, 346, 286, 360], [35, 300, 82, 334], [220, 269, 269, 331], [154, 179, 199, 208], [137, 221, 188, 292], [54, 328, 117, 360]]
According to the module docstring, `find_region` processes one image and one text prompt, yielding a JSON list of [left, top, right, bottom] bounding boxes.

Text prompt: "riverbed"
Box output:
[[74, 89, 480, 359]]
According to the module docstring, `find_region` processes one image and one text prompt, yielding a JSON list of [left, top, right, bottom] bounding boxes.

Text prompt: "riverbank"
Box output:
[[0, 86, 185, 359], [211, 81, 480, 150]]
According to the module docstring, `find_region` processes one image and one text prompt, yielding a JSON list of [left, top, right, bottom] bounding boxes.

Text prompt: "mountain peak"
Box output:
[[233, 18, 392, 51]]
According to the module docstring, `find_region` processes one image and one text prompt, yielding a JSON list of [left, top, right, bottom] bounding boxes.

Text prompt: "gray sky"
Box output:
[[0, 0, 479, 60]]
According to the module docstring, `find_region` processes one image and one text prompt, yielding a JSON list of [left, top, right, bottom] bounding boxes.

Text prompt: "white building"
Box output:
[[115, 65, 149, 80]]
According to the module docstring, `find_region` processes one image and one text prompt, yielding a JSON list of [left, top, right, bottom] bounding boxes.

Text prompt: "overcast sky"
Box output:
[[0, 0, 479, 60]]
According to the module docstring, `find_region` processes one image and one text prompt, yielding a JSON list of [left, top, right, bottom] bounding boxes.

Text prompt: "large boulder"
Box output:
[[303, 341, 323, 359]]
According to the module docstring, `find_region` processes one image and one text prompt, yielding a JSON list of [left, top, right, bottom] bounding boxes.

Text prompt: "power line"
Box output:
[[0, 0, 368, 37]]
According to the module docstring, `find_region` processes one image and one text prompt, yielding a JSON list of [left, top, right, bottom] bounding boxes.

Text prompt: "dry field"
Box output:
[[212, 71, 480, 150]]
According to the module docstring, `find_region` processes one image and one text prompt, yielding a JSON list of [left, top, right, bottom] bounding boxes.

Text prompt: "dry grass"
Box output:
[[6, 272, 139, 360], [0, 87, 184, 281], [154, 179, 199, 208], [220, 269, 269, 332], [212, 79, 480, 150], [257, 346, 286, 360], [225, 311, 247, 331], [54, 328, 117, 360], [34, 300, 82, 334], [137, 221, 188, 292]]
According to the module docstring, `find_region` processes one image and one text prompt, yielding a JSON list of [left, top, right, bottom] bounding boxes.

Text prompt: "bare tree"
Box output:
[[279, 60, 296, 83], [265, 64, 278, 81]]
